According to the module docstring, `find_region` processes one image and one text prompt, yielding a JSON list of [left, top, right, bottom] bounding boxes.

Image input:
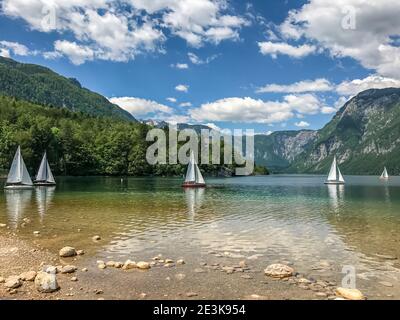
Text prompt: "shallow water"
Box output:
[[1, 175, 400, 298]]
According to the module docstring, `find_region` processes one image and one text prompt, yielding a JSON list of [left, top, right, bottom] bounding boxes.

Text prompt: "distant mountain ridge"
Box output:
[[0, 56, 135, 121], [255, 88, 400, 175]]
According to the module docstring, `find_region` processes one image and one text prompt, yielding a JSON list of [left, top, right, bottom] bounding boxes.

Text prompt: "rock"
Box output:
[[59, 246, 77, 257], [92, 235, 101, 241], [239, 260, 247, 268], [241, 275, 253, 279], [106, 261, 116, 267], [81, 268, 88, 272], [379, 281, 393, 287], [61, 265, 77, 274], [98, 263, 106, 269], [0, 223, 6, 228], [375, 254, 397, 260], [137, 261, 151, 270], [0, 277, 5, 283], [33, 231, 40, 235], [44, 265, 57, 274], [4, 276, 22, 289], [122, 260, 137, 270], [222, 266, 235, 274], [34, 272, 59, 293], [71, 277, 78, 282], [165, 259, 174, 263], [97, 260, 105, 264], [264, 264, 294, 278], [164, 263, 174, 268], [20, 271, 37, 281], [177, 259, 185, 265], [139, 293, 147, 299], [315, 292, 328, 297], [114, 262, 123, 268], [94, 289, 103, 295], [335, 287, 365, 300], [297, 278, 312, 284], [23, 218, 31, 223], [186, 292, 198, 297], [76, 250, 85, 256], [194, 268, 205, 273]]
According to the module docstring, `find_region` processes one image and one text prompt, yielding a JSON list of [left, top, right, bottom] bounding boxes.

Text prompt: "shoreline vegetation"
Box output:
[[0, 96, 268, 178]]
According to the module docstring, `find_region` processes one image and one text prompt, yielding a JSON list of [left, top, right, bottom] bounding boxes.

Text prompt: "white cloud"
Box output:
[[257, 78, 334, 93], [189, 94, 326, 124], [109, 97, 172, 117], [276, 0, 400, 78], [166, 97, 177, 103], [2, 0, 248, 63], [294, 121, 310, 128], [179, 102, 192, 107], [171, 63, 189, 69], [321, 106, 338, 114], [53, 40, 94, 65], [258, 41, 316, 59], [188, 52, 219, 65], [175, 84, 189, 92], [0, 41, 30, 56], [336, 75, 400, 96], [204, 123, 221, 131]]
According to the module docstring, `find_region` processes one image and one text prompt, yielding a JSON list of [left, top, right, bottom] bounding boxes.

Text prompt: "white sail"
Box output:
[[184, 152, 196, 182], [36, 152, 56, 183], [7, 146, 33, 186], [327, 157, 337, 181], [338, 167, 345, 183], [195, 165, 205, 184], [381, 167, 389, 179]]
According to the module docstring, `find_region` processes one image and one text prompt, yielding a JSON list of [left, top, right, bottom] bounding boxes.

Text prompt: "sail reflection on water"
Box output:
[[35, 186, 56, 221], [185, 187, 205, 219], [327, 184, 345, 213], [5, 189, 33, 228]]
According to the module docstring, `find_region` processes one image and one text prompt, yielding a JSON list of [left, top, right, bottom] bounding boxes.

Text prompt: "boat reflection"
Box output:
[[35, 186, 56, 222], [327, 184, 345, 213], [5, 189, 33, 228], [185, 187, 205, 219]]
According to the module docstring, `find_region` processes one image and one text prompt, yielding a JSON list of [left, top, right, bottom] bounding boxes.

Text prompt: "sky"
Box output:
[[1, 0, 400, 134]]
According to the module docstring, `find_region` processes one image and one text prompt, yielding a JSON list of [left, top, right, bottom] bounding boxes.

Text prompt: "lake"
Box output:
[[1, 175, 400, 299]]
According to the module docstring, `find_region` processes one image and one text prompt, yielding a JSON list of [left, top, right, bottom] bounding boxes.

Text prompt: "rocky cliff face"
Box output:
[[289, 88, 400, 174]]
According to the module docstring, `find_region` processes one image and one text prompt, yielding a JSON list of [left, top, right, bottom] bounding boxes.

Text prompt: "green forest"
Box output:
[[0, 96, 267, 177]]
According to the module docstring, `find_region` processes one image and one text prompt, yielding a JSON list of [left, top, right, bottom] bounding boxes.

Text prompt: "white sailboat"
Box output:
[[4, 146, 34, 189], [380, 167, 389, 180], [182, 151, 206, 188], [324, 156, 345, 185], [34, 152, 56, 186]]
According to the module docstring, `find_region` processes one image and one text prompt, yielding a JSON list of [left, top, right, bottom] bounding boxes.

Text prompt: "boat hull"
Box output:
[[324, 181, 345, 185], [182, 182, 206, 188], [4, 184, 34, 190], [34, 181, 56, 186]]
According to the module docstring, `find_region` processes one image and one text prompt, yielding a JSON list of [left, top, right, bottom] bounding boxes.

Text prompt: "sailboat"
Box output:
[[324, 156, 345, 185], [4, 146, 34, 189], [34, 152, 56, 186], [380, 167, 389, 180], [182, 151, 206, 188]]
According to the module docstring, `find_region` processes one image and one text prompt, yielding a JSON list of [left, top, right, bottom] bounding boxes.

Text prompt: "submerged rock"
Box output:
[[177, 259, 185, 265], [0, 223, 7, 228], [264, 264, 294, 278], [35, 272, 59, 293], [59, 246, 77, 257], [76, 250, 85, 256], [92, 235, 101, 241], [122, 260, 136, 270], [61, 265, 77, 274], [4, 276, 22, 289], [335, 287, 365, 300]]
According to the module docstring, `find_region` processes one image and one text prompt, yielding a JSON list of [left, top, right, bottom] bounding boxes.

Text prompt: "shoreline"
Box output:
[[0, 231, 349, 300]]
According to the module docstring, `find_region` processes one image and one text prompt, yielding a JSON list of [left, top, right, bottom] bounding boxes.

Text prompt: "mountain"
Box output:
[[254, 130, 318, 172], [0, 56, 135, 121], [289, 88, 400, 175]]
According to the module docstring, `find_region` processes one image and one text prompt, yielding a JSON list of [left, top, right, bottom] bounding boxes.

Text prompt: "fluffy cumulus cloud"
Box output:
[[189, 94, 327, 124], [109, 97, 172, 117], [1, 0, 249, 64], [336, 75, 400, 96], [0, 40, 30, 57], [175, 84, 189, 92], [179, 102, 192, 107], [275, 0, 400, 78], [171, 63, 189, 69], [166, 97, 177, 103], [294, 121, 310, 128], [257, 78, 333, 93], [258, 41, 316, 59]]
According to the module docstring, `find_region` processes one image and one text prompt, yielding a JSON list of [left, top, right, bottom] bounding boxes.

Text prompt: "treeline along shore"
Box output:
[[0, 96, 268, 177]]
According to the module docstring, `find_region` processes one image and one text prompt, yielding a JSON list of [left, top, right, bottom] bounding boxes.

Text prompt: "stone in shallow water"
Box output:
[[264, 264, 294, 278], [35, 272, 59, 293], [92, 235, 101, 241], [122, 260, 136, 270], [59, 246, 77, 257], [61, 265, 77, 274], [177, 259, 185, 265], [137, 261, 151, 270], [335, 287, 365, 300]]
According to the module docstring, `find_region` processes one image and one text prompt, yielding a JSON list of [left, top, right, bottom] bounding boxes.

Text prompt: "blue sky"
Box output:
[[1, 0, 400, 133]]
